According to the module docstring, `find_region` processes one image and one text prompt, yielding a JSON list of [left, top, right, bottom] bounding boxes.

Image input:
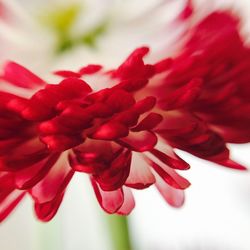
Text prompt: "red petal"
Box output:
[[0, 190, 25, 222], [178, 0, 193, 20], [91, 178, 124, 214], [125, 153, 155, 189], [118, 131, 157, 152], [14, 154, 60, 189], [57, 77, 92, 96], [113, 110, 139, 127], [133, 96, 156, 114], [215, 159, 247, 171], [91, 122, 129, 140], [159, 78, 203, 110], [112, 47, 154, 80], [148, 159, 190, 190], [105, 89, 135, 112], [30, 153, 74, 203], [150, 148, 190, 170], [41, 135, 83, 151], [154, 171, 185, 208], [1, 61, 45, 89], [79, 64, 102, 75], [54, 70, 81, 78], [34, 192, 64, 222], [132, 113, 163, 131], [96, 150, 131, 191], [117, 188, 135, 215], [114, 79, 148, 92], [154, 58, 173, 74]]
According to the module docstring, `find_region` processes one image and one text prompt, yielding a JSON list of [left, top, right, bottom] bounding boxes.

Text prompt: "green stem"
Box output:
[[106, 215, 133, 250]]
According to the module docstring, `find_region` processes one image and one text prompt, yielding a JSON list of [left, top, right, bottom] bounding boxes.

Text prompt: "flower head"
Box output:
[[0, 3, 249, 222]]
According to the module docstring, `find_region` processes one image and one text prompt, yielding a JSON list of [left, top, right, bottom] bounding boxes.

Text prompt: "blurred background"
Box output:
[[0, 0, 250, 249]]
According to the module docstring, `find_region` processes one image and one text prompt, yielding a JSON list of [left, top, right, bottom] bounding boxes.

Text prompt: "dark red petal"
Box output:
[[34, 192, 64, 222], [154, 171, 185, 208], [132, 113, 163, 132], [113, 110, 139, 127], [150, 148, 190, 170], [0, 138, 25, 155], [215, 159, 247, 171], [148, 159, 190, 190], [159, 78, 203, 110], [91, 122, 129, 140], [133, 96, 156, 114], [21, 89, 59, 120], [1, 61, 45, 89], [91, 178, 124, 214], [41, 135, 83, 151], [0, 149, 49, 172], [0, 172, 14, 190], [96, 150, 131, 191], [117, 131, 157, 152], [105, 89, 135, 112], [113, 79, 148, 92]]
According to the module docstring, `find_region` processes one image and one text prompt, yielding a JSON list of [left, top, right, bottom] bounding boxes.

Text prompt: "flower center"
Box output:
[[40, 3, 108, 53]]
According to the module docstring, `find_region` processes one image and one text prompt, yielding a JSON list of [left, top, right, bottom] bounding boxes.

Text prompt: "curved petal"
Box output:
[[1, 61, 45, 89], [30, 153, 74, 203], [91, 122, 129, 140], [14, 153, 60, 189], [117, 131, 157, 152], [34, 192, 64, 222], [91, 178, 124, 214], [117, 187, 135, 215], [131, 112, 163, 132], [153, 170, 185, 208], [0, 190, 25, 222], [125, 152, 155, 189], [147, 158, 190, 190], [150, 148, 190, 170]]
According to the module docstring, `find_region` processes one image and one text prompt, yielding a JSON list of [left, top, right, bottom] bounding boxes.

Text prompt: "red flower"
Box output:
[[0, 10, 248, 222], [0, 55, 192, 222], [151, 11, 250, 169]]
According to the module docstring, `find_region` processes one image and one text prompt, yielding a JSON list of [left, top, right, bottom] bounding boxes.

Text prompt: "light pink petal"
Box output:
[[154, 171, 185, 208], [0, 190, 25, 222], [125, 153, 155, 189], [30, 153, 74, 203], [117, 187, 135, 215], [149, 159, 190, 190], [91, 178, 124, 214], [14, 154, 60, 189], [118, 131, 157, 152]]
